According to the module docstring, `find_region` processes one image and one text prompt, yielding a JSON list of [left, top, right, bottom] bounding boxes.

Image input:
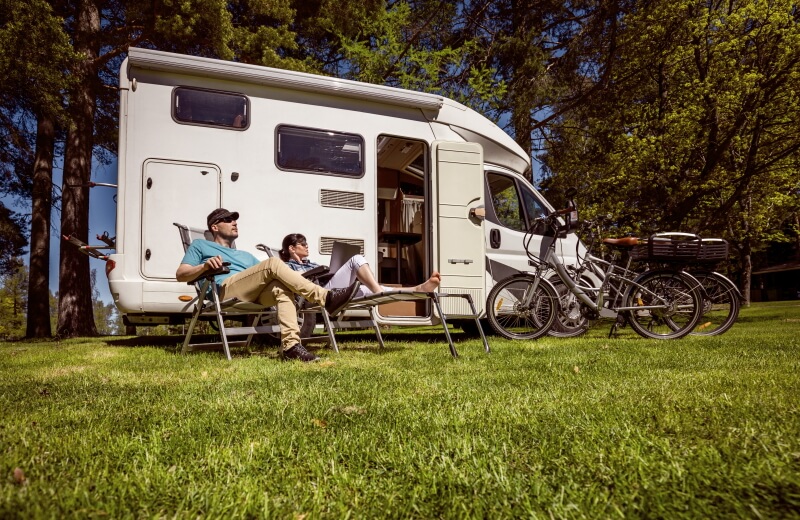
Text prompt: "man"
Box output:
[[176, 208, 360, 362]]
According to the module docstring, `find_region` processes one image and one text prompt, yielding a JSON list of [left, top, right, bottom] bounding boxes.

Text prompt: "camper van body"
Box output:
[[108, 48, 582, 327]]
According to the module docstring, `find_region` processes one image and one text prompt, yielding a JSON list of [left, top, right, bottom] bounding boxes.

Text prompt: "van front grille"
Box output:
[[320, 189, 365, 210], [320, 237, 364, 255]]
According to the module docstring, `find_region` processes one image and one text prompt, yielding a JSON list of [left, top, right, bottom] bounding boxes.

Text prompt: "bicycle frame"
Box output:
[[486, 210, 705, 340], [526, 234, 686, 319]]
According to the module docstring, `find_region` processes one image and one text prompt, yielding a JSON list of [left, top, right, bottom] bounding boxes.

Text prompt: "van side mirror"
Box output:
[[567, 199, 578, 223], [563, 188, 578, 232]]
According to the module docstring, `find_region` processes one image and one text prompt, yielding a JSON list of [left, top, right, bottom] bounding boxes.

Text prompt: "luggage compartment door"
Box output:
[[431, 141, 485, 316], [141, 159, 220, 279]]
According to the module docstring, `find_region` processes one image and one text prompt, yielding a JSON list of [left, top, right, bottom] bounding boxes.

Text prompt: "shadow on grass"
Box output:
[[101, 329, 481, 357]]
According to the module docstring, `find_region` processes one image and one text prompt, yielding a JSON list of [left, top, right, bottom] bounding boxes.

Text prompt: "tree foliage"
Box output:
[[0, 261, 28, 339], [539, 0, 800, 299], [0, 205, 26, 276], [0, 0, 76, 192]]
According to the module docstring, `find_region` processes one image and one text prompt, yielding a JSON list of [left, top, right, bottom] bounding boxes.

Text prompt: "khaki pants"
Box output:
[[221, 258, 328, 349]]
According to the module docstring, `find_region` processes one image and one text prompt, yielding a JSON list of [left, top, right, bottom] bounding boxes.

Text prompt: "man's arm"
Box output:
[[176, 255, 224, 282]]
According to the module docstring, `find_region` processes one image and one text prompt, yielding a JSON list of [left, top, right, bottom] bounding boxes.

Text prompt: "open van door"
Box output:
[[431, 141, 485, 316]]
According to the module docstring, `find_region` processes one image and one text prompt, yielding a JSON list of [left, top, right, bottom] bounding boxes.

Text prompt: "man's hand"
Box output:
[[203, 255, 224, 271], [176, 255, 224, 282]]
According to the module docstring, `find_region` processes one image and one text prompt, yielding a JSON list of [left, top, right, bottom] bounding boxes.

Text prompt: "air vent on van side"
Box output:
[[319, 189, 365, 210], [320, 238, 364, 255]]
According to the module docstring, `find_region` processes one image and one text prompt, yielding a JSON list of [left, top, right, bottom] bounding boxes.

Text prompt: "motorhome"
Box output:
[[108, 47, 582, 330]]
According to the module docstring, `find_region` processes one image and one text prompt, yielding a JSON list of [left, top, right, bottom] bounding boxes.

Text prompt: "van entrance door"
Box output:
[[431, 141, 485, 316], [141, 159, 220, 279]]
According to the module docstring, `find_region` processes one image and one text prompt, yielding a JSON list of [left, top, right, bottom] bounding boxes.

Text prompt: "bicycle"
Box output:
[[546, 223, 741, 338], [634, 237, 741, 336], [486, 209, 705, 340]]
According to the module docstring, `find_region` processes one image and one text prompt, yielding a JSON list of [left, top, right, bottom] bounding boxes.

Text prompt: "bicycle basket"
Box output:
[[630, 233, 701, 263], [696, 238, 728, 263]]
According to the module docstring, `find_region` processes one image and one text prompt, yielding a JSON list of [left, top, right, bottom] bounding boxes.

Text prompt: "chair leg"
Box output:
[[369, 307, 386, 349], [210, 290, 233, 361], [464, 294, 490, 353], [183, 281, 211, 355], [182, 308, 203, 355], [431, 294, 459, 358], [318, 310, 339, 353], [244, 314, 260, 349]]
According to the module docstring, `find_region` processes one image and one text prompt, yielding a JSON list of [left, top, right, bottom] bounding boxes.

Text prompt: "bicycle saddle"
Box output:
[[603, 236, 640, 248]]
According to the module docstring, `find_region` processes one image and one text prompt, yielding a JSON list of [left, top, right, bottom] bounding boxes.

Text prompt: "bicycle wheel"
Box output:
[[486, 275, 558, 340], [691, 272, 740, 336], [548, 278, 590, 337], [624, 270, 702, 339]]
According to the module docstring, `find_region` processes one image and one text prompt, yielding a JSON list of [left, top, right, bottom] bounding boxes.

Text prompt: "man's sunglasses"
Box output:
[[215, 217, 236, 224]]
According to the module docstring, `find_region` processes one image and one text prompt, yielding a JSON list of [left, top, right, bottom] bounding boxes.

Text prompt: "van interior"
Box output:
[[376, 135, 428, 316]]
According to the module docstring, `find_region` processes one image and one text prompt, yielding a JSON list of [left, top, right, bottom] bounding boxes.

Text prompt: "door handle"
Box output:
[[490, 229, 501, 249], [469, 206, 486, 220]]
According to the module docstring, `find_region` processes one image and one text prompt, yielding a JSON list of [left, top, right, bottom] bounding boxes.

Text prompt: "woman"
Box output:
[[279, 233, 441, 297]]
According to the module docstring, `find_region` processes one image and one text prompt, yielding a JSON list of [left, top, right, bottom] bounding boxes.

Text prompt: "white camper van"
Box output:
[[108, 47, 582, 329]]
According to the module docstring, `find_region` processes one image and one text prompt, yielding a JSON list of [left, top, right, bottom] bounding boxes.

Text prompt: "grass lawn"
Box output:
[[1, 302, 799, 518]]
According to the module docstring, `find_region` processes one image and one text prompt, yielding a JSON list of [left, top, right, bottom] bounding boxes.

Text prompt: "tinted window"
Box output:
[[520, 186, 548, 224], [173, 87, 248, 129], [487, 173, 526, 232], [487, 172, 549, 233], [277, 126, 364, 177]]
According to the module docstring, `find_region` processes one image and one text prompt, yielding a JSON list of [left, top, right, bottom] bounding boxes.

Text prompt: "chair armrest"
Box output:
[[186, 263, 230, 285], [256, 243, 284, 258]]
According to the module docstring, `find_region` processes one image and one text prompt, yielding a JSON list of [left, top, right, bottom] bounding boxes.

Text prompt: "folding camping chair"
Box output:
[[339, 289, 489, 358], [254, 241, 384, 353], [257, 240, 490, 358], [174, 223, 332, 360]]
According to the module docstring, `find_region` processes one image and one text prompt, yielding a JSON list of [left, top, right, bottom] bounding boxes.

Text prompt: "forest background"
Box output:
[[0, 0, 798, 339]]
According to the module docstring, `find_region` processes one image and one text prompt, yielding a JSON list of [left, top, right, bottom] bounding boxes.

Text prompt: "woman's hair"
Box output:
[[279, 233, 307, 261]]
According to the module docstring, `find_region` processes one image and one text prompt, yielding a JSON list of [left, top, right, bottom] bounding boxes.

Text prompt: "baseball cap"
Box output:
[[207, 208, 239, 229]]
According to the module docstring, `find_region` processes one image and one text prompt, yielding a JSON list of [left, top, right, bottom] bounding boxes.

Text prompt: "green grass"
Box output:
[[2, 302, 799, 518]]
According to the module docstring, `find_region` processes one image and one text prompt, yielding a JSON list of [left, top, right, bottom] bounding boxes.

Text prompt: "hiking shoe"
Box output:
[[282, 344, 320, 362], [324, 281, 361, 317]]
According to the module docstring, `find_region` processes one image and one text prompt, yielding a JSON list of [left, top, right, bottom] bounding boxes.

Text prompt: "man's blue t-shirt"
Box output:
[[181, 240, 259, 284]]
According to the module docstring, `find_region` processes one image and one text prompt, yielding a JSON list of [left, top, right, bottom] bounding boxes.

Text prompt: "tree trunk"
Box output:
[[57, 0, 100, 338], [795, 215, 800, 261], [741, 241, 752, 307], [509, 0, 533, 183], [26, 114, 56, 338]]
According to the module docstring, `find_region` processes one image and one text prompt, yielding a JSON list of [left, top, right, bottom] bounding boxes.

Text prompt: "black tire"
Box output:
[[486, 275, 558, 340], [691, 272, 740, 336], [548, 278, 590, 338], [624, 270, 703, 339]]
